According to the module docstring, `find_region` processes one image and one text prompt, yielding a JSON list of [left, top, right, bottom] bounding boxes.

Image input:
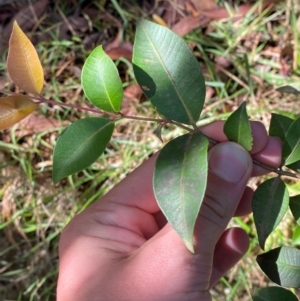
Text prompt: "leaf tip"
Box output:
[[184, 240, 195, 253], [259, 241, 265, 251]]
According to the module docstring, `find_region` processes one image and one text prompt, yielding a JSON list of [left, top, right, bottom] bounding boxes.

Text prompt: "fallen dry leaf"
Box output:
[[189, 0, 218, 11], [200, 0, 278, 21], [2, 0, 48, 43], [124, 83, 143, 102], [185, 1, 200, 17], [106, 44, 133, 61], [172, 0, 278, 36], [105, 31, 133, 61], [172, 15, 210, 36], [58, 16, 89, 40], [15, 113, 66, 137]]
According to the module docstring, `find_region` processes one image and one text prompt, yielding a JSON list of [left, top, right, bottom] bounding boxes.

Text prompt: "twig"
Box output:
[[1, 89, 300, 180]]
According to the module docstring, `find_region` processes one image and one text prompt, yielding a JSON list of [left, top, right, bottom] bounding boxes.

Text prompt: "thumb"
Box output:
[[133, 142, 253, 296], [194, 141, 252, 253]]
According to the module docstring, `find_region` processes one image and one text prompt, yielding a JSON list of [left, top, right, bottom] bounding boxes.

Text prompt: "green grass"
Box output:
[[1, 0, 300, 300]]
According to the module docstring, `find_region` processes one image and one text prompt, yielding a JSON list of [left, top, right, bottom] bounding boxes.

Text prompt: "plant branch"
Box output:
[[204, 134, 300, 180], [0, 89, 195, 131], [252, 160, 300, 179], [0, 89, 111, 116], [37, 94, 108, 115], [117, 114, 194, 132], [1, 88, 300, 180]]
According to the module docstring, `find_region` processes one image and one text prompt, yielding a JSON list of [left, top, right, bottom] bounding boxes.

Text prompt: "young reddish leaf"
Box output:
[[252, 177, 289, 250], [7, 21, 44, 95], [0, 95, 36, 130], [223, 101, 253, 151], [81, 45, 123, 112], [52, 117, 114, 183], [252, 286, 298, 301], [269, 113, 293, 141], [257, 246, 300, 288], [153, 132, 209, 253]]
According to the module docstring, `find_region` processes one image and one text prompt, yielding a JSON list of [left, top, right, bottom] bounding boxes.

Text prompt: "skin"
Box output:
[[57, 121, 282, 301]]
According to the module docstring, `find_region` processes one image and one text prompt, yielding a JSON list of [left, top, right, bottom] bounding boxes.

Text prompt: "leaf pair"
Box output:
[[54, 19, 208, 190], [1, 21, 44, 130], [133, 20, 208, 251], [223, 104, 300, 252]]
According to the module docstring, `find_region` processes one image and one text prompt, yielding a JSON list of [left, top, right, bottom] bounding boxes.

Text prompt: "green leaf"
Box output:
[[81, 45, 123, 112], [153, 132, 209, 252], [223, 101, 252, 151], [252, 177, 289, 250], [132, 19, 206, 125], [252, 287, 298, 301], [53, 117, 114, 183], [282, 117, 300, 165], [292, 226, 300, 245], [290, 195, 300, 225], [287, 160, 300, 173], [276, 83, 300, 95], [269, 113, 293, 141], [256, 246, 300, 288]]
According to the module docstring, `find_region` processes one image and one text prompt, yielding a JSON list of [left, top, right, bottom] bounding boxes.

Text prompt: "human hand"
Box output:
[[57, 121, 282, 301]]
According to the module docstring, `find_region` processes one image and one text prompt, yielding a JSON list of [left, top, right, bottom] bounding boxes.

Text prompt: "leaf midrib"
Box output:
[[141, 22, 195, 125], [90, 49, 116, 111], [18, 27, 39, 94], [55, 120, 113, 179]]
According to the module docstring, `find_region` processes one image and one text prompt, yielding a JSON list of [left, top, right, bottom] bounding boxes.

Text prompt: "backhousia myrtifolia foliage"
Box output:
[[2, 19, 300, 300]]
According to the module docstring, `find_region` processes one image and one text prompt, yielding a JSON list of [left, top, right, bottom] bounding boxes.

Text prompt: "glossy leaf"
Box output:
[[0, 95, 36, 130], [223, 101, 252, 151], [252, 177, 289, 250], [153, 132, 209, 252], [276, 83, 300, 95], [81, 45, 123, 112], [257, 246, 300, 288], [7, 21, 44, 95], [290, 195, 300, 225], [252, 286, 298, 301], [282, 117, 300, 165], [269, 113, 293, 141], [53, 117, 114, 183], [132, 19, 206, 125]]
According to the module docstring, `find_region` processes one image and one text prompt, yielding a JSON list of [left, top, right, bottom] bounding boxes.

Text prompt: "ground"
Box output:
[[0, 0, 300, 300]]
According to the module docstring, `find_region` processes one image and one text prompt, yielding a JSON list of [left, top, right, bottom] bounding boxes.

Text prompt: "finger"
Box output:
[[234, 186, 253, 216], [252, 136, 282, 176], [209, 227, 249, 287], [193, 142, 253, 254], [101, 153, 159, 214], [101, 120, 273, 216], [200, 121, 268, 154], [200, 121, 282, 177]]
